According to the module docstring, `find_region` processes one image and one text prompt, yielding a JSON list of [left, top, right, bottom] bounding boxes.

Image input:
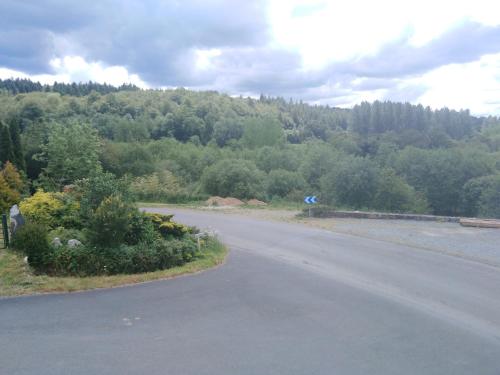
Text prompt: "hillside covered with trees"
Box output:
[[1, 79, 500, 218]]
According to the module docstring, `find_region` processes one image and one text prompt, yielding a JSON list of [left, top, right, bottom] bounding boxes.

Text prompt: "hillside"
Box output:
[[1, 79, 499, 218]]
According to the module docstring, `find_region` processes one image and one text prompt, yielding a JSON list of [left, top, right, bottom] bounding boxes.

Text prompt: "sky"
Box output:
[[1, 0, 500, 115]]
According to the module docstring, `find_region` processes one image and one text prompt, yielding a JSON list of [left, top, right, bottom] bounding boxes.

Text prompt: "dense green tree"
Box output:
[[266, 169, 306, 198], [320, 157, 380, 209], [242, 116, 284, 148], [0, 122, 15, 165], [462, 174, 500, 218], [201, 159, 264, 199], [36, 122, 101, 188], [8, 120, 26, 171]]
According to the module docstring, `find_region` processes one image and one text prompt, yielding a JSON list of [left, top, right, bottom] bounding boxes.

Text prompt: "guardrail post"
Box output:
[[2, 214, 9, 248]]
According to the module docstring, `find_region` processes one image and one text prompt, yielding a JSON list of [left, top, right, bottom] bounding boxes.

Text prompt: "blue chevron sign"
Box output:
[[304, 196, 317, 204]]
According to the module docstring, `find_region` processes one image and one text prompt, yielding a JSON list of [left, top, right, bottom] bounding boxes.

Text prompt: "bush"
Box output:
[[19, 190, 64, 227], [18, 190, 81, 229], [88, 194, 136, 247], [130, 170, 188, 202], [266, 169, 306, 199], [146, 212, 191, 239], [12, 223, 52, 271], [200, 159, 265, 199], [373, 169, 429, 213], [45, 237, 200, 276], [462, 174, 500, 218], [77, 171, 131, 222], [124, 211, 157, 245]]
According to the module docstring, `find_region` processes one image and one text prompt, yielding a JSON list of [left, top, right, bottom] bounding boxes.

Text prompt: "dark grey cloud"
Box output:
[[0, 0, 270, 85]]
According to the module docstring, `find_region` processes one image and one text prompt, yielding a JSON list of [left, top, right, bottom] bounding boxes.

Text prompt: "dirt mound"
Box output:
[[206, 196, 244, 207], [247, 199, 267, 206]]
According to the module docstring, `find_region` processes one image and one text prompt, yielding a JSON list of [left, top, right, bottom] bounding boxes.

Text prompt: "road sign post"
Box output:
[[304, 196, 318, 217]]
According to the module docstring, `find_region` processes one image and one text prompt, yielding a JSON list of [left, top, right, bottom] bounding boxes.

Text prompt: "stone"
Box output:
[[52, 237, 63, 247], [9, 204, 25, 234], [68, 239, 82, 247]]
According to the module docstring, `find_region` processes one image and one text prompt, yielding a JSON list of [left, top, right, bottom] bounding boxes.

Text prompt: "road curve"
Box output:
[[1, 208, 500, 375]]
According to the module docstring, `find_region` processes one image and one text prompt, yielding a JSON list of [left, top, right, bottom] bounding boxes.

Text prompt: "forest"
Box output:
[[1, 78, 500, 218]]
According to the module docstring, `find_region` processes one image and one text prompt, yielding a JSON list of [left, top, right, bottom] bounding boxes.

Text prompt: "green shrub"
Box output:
[[124, 211, 157, 245], [145, 212, 191, 239], [19, 190, 81, 229], [12, 223, 52, 272], [77, 171, 131, 222], [88, 194, 136, 247], [200, 159, 265, 199], [45, 237, 200, 276], [19, 190, 64, 227]]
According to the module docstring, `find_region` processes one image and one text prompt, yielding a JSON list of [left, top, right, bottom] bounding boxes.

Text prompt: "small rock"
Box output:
[[52, 237, 62, 247], [67, 239, 82, 247], [23, 256, 28, 264]]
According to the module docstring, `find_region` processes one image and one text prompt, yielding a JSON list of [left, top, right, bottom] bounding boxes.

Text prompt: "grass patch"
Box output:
[[0, 239, 228, 297]]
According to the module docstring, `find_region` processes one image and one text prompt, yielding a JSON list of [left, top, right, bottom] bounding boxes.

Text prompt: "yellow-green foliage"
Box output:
[[0, 161, 23, 212], [19, 190, 64, 227], [145, 212, 189, 238], [130, 170, 185, 201]]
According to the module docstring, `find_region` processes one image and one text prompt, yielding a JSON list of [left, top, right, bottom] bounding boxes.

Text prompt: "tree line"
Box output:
[[0, 79, 499, 218]]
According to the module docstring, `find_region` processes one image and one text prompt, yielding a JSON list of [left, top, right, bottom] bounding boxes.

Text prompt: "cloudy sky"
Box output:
[[1, 0, 500, 115]]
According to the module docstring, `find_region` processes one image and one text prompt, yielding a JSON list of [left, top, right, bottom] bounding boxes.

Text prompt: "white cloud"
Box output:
[[0, 56, 148, 88], [268, 0, 500, 65], [415, 53, 500, 115]]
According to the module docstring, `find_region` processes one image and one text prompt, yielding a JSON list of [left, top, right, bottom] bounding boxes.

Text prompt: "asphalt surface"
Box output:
[[1, 208, 500, 375]]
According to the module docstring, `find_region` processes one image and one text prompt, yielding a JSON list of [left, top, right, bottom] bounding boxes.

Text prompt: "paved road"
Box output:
[[1, 208, 500, 375]]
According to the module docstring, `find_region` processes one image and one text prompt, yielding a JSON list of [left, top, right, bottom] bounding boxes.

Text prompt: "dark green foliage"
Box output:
[[392, 147, 495, 215], [320, 157, 379, 209], [88, 195, 136, 247], [242, 116, 284, 148], [266, 169, 306, 198], [373, 169, 428, 213], [124, 211, 157, 245], [12, 223, 52, 271], [462, 175, 500, 218], [201, 159, 265, 199], [0, 122, 15, 165], [78, 171, 131, 221], [45, 238, 199, 276], [8, 120, 26, 171]]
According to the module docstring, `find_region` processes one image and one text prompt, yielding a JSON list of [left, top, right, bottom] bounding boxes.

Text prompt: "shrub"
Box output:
[[124, 211, 157, 245], [45, 237, 200, 276], [146, 212, 190, 239], [19, 190, 64, 227], [12, 223, 52, 271], [0, 161, 24, 212], [19, 190, 81, 228], [266, 169, 306, 198], [130, 170, 187, 202], [77, 171, 131, 222], [88, 194, 136, 247], [200, 159, 265, 199]]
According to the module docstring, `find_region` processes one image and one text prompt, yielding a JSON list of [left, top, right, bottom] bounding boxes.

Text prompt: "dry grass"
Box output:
[[0, 241, 228, 297]]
